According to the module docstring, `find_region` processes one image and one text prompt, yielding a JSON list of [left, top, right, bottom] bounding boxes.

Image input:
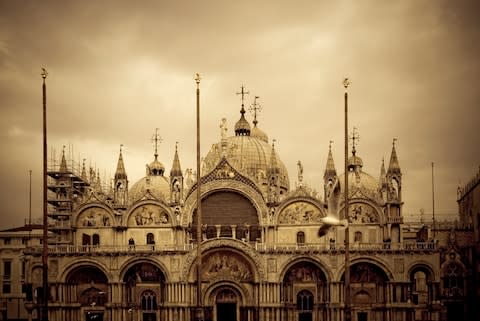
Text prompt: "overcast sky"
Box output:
[[0, 0, 479, 229]]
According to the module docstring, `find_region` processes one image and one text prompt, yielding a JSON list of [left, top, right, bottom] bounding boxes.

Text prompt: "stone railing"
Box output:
[[254, 241, 437, 253]]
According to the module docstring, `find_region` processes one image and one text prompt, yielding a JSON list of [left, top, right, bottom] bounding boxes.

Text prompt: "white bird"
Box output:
[[318, 215, 348, 237]]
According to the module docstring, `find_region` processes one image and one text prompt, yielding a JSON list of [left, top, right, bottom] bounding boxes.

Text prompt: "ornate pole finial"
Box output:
[[236, 85, 250, 113], [175, 141, 179, 151], [41, 67, 48, 79], [343, 77, 351, 91], [120, 144, 123, 154], [249, 96, 262, 127], [393, 138, 397, 147], [329, 140, 333, 151], [151, 128, 162, 160], [194, 73, 201, 87]]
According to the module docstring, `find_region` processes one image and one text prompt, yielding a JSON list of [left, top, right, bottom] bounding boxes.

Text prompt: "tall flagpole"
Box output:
[[41, 67, 49, 321], [343, 77, 352, 321], [194, 73, 204, 321], [432, 162, 436, 238]]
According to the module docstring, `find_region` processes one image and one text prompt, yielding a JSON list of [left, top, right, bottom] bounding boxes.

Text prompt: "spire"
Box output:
[[170, 142, 182, 177], [324, 140, 337, 179], [81, 158, 87, 181], [234, 85, 251, 136], [59, 146, 68, 172], [379, 157, 387, 187], [115, 144, 127, 180], [387, 138, 401, 174], [269, 139, 279, 173]]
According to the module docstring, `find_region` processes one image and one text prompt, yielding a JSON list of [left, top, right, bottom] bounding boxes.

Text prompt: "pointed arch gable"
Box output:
[[126, 201, 174, 227], [338, 200, 385, 225], [75, 203, 115, 228], [275, 198, 326, 225]]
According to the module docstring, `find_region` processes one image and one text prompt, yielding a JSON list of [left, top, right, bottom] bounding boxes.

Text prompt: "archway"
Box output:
[[282, 261, 328, 321], [342, 262, 390, 321], [123, 262, 166, 321], [216, 287, 238, 321]]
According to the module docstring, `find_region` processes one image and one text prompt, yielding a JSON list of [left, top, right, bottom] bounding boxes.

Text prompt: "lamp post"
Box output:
[[343, 77, 352, 321], [194, 73, 204, 321], [41, 67, 49, 321]]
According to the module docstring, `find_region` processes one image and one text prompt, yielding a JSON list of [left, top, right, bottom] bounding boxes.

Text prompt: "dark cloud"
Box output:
[[0, 0, 479, 228]]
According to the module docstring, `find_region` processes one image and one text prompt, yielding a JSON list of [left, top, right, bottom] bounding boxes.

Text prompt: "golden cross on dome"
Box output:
[[151, 128, 162, 159], [249, 96, 262, 126], [349, 127, 360, 154], [236, 85, 250, 109]]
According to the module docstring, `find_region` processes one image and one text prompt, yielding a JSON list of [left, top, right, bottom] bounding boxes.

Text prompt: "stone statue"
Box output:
[[220, 118, 228, 139]]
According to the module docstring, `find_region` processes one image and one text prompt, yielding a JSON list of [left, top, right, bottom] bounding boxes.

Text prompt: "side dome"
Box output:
[[203, 135, 290, 193], [129, 175, 170, 204], [338, 170, 379, 200]]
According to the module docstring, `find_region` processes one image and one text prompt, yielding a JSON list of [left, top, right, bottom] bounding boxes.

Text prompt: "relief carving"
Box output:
[[278, 202, 323, 224], [130, 205, 170, 226], [349, 204, 378, 223], [202, 251, 252, 281]]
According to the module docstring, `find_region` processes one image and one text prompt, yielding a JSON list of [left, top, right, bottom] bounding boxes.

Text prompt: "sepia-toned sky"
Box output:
[[0, 0, 479, 229]]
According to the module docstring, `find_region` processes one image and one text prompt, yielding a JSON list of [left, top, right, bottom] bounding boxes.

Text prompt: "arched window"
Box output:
[[146, 233, 155, 245], [92, 234, 100, 246], [354, 231, 362, 242], [443, 262, 464, 297], [141, 290, 157, 311], [297, 231, 305, 244], [296, 290, 313, 312]]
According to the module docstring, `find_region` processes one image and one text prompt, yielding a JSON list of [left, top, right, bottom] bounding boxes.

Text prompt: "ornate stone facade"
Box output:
[[6, 106, 472, 321]]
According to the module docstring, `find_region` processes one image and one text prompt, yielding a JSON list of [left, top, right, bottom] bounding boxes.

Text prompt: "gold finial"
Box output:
[[349, 127, 360, 155], [41, 68, 48, 79], [195, 73, 201, 87], [151, 128, 162, 159], [236, 85, 250, 110], [343, 77, 351, 91], [249, 95, 262, 126]]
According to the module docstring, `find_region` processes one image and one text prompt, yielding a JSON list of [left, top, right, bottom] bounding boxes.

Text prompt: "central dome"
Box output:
[[203, 135, 290, 194]]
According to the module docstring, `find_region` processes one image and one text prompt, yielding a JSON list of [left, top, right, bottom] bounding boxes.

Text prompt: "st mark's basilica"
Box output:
[[6, 85, 475, 321]]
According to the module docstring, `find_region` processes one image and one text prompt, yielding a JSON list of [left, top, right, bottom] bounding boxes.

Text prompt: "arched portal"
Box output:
[[282, 261, 328, 321], [123, 262, 166, 321], [342, 262, 390, 321], [65, 266, 108, 306], [207, 284, 244, 321]]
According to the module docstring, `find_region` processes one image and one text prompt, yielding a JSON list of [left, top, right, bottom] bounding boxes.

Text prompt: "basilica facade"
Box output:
[[19, 98, 463, 321]]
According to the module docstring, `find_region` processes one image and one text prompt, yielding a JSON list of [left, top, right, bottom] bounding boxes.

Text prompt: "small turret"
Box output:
[[114, 144, 128, 207], [170, 142, 183, 205], [267, 140, 280, 204], [324, 141, 337, 202], [387, 139, 402, 202], [59, 146, 68, 172], [234, 85, 251, 136]]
